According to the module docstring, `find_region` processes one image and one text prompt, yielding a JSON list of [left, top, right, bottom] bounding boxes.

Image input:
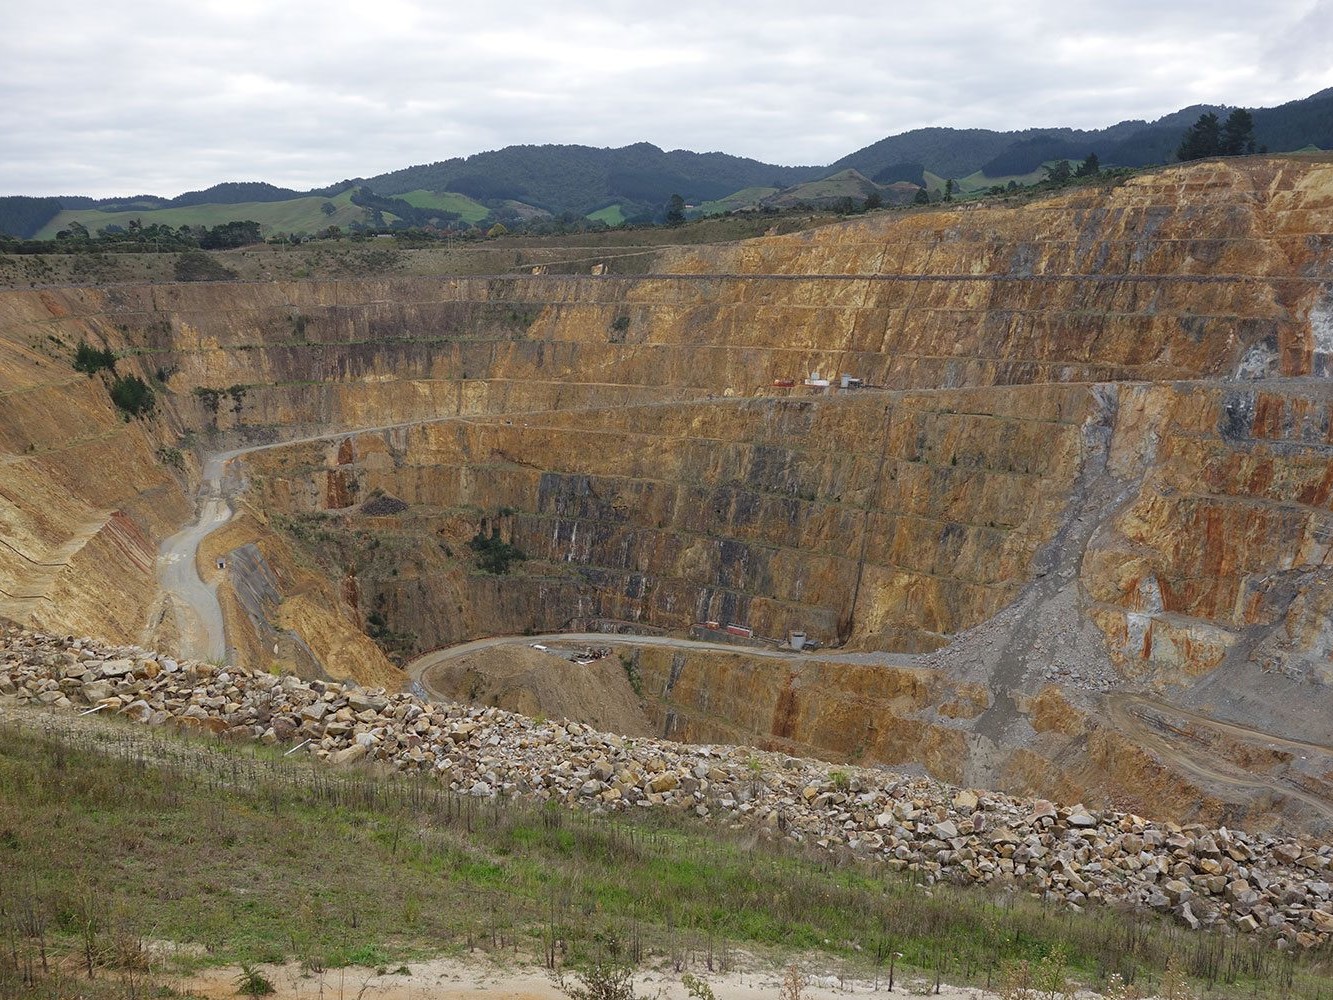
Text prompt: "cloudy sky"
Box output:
[[3, 0, 1331, 198]]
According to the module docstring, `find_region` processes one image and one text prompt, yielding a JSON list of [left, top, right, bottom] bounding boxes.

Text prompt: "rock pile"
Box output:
[[3, 626, 1331, 948]]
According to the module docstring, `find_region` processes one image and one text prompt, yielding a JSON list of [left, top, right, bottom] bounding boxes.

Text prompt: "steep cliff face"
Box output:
[[0, 297, 190, 643], [2, 157, 1332, 827], [1088, 381, 1333, 698], [241, 384, 1089, 653]]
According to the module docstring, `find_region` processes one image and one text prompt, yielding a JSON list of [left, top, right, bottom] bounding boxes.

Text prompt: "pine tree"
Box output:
[[664, 194, 685, 225], [1074, 152, 1100, 177], [1219, 108, 1256, 155], [1177, 113, 1221, 161]]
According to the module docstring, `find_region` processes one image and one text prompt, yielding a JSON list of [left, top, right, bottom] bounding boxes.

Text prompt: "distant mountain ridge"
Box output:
[[3, 88, 1331, 238], [830, 89, 1333, 182], [360, 142, 821, 216]]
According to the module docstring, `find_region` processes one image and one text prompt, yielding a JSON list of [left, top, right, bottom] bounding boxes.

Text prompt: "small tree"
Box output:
[[1219, 107, 1256, 155], [912, 187, 930, 205], [863, 191, 882, 211], [109, 375, 155, 419], [1074, 152, 1100, 177], [73, 341, 116, 375], [1043, 160, 1073, 184], [1177, 112, 1221, 161], [664, 193, 685, 225], [943, 178, 955, 201]]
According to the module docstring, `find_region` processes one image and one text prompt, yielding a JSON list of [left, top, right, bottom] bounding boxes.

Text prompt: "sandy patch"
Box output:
[[177, 954, 1108, 1000]]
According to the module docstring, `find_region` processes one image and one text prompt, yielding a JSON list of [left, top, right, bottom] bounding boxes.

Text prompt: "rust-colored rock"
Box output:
[[3, 157, 1333, 830]]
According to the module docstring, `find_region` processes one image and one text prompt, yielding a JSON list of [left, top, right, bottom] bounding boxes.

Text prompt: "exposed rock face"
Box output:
[[244, 383, 1090, 652], [4, 625, 1332, 949], [2, 158, 1333, 825]]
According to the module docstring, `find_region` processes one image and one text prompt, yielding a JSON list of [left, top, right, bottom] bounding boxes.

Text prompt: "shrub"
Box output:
[[469, 529, 526, 574], [72, 340, 116, 374], [156, 446, 185, 470], [620, 655, 643, 697], [779, 965, 807, 1000], [681, 973, 715, 1000], [235, 963, 276, 997], [109, 375, 155, 418], [554, 960, 638, 1000]]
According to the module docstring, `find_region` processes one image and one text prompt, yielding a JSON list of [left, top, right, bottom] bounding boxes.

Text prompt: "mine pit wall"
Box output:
[[0, 300, 189, 642], [10, 161, 1333, 438], [245, 384, 1091, 652], [1, 157, 1331, 679], [534, 641, 1275, 829], [1084, 379, 1333, 740], [624, 644, 978, 780]]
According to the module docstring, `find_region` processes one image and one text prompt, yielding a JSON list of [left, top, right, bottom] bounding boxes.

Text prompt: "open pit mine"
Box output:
[[3, 156, 1333, 852]]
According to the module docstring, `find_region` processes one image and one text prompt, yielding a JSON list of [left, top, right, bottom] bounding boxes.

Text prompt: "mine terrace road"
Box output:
[[152, 380, 1333, 820], [153, 394, 764, 666], [1105, 693, 1333, 820], [405, 632, 923, 697]]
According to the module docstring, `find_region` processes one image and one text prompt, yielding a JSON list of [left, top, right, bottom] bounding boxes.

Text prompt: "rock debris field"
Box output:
[[3, 626, 1331, 950]]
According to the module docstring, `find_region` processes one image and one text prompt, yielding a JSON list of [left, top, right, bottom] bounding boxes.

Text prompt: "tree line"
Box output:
[[0, 219, 264, 254], [1177, 109, 1260, 161]]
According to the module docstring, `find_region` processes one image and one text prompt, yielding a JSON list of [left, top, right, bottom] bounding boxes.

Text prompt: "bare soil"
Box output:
[[424, 644, 656, 736]]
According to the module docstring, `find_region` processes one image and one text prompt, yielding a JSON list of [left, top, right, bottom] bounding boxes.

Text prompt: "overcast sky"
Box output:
[[3, 0, 1331, 198]]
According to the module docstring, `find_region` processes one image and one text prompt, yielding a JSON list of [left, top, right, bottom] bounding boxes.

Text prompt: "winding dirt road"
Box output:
[[147, 390, 841, 668], [154, 452, 235, 662], [148, 384, 1333, 828]]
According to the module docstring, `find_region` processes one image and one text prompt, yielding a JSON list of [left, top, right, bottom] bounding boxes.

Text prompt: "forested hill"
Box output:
[[3, 89, 1332, 239], [360, 143, 821, 215], [831, 88, 1333, 182]]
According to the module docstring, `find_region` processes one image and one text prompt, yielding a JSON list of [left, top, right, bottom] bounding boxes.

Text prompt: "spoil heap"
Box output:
[[4, 624, 1330, 948]]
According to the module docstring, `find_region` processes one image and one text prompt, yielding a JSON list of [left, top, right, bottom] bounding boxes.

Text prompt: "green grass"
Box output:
[[0, 718, 1327, 1000], [767, 171, 877, 207], [35, 189, 369, 239], [695, 187, 779, 216], [955, 166, 1048, 193], [586, 204, 627, 226], [393, 190, 491, 224]]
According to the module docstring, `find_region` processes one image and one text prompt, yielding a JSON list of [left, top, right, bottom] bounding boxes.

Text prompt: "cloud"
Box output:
[[1, 0, 1329, 196]]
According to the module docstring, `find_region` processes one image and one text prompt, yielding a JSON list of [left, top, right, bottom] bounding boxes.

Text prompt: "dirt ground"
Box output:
[[178, 954, 1105, 1000], [423, 644, 656, 737]]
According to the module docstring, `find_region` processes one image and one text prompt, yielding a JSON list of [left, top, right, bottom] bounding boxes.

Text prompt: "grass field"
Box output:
[[696, 187, 779, 216], [34, 188, 373, 239], [0, 714, 1326, 1000], [952, 167, 1049, 193], [393, 190, 492, 223], [764, 171, 882, 209], [586, 204, 627, 225]]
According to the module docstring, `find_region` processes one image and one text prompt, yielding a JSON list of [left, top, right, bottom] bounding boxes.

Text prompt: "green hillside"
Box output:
[[765, 169, 881, 208], [35, 188, 370, 239], [696, 186, 779, 215], [587, 204, 627, 225], [957, 166, 1048, 192], [7, 87, 1333, 241], [393, 190, 490, 223], [365, 142, 818, 216]]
